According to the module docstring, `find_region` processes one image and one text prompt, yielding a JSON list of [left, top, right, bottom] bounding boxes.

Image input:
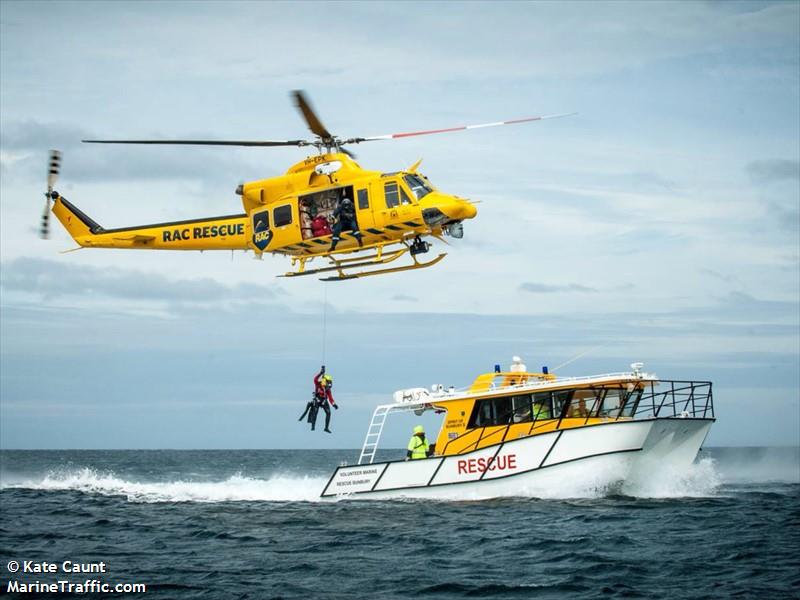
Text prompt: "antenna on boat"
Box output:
[[552, 343, 605, 371]]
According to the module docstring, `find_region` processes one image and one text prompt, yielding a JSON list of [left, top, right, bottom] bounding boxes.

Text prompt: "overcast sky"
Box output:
[[1, 1, 798, 449]]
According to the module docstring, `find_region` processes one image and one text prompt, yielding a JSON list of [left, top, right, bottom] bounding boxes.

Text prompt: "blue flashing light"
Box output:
[[542, 366, 549, 374], [494, 364, 501, 373]]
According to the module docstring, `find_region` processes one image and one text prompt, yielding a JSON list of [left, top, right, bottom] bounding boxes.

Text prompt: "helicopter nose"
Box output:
[[458, 201, 478, 220], [421, 194, 478, 226], [443, 198, 477, 221]]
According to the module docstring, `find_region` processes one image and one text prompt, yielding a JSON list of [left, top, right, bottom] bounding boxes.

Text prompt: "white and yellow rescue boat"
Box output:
[[321, 361, 714, 499]]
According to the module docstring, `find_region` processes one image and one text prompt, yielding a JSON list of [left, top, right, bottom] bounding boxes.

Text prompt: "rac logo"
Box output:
[[252, 213, 272, 251]]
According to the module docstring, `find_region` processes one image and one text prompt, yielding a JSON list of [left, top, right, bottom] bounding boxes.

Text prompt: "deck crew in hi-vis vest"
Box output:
[[406, 425, 431, 460]]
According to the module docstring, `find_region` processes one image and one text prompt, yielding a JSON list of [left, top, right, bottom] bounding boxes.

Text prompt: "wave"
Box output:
[[620, 456, 721, 498], [3, 448, 795, 503], [1, 468, 329, 503], [1, 462, 721, 503]]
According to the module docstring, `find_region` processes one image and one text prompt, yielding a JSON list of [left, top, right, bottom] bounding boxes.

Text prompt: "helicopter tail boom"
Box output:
[[50, 194, 249, 250]]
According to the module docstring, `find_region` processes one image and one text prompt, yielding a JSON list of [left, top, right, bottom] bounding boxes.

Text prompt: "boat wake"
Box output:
[[620, 456, 721, 498], [1, 468, 329, 503], [1, 460, 723, 503], [0, 456, 736, 503]]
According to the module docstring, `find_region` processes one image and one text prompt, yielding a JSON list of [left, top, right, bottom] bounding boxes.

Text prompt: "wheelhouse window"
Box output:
[[403, 174, 432, 200], [552, 390, 572, 418], [357, 188, 369, 210], [469, 396, 512, 428], [274, 205, 293, 227], [599, 389, 625, 417], [511, 394, 533, 423], [532, 392, 552, 420], [566, 388, 603, 418], [622, 388, 642, 417]]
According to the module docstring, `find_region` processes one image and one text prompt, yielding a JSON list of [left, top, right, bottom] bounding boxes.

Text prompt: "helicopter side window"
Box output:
[[399, 186, 412, 205], [357, 188, 369, 210], [384, 182, 400, 208], [403, 174, 432, 200], [274, 205, 293, 227]]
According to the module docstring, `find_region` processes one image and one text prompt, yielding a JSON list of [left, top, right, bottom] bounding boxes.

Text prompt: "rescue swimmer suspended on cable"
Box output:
[[40, 91, 573, 280]]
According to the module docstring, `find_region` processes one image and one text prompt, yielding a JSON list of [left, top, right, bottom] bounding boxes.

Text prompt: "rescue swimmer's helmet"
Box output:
[[324, 375, 333, 385], [413, 425, 425, 435]]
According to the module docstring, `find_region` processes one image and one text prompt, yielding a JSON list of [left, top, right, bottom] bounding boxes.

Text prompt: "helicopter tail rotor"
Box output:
[[41, 149, 62, 239]]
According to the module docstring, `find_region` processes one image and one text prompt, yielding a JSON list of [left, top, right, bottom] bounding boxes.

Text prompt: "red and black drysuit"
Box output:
[[298, 370, 338, 432]]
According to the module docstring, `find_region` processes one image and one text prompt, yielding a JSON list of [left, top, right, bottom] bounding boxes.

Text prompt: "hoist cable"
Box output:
[[321, 283, 328, 365]]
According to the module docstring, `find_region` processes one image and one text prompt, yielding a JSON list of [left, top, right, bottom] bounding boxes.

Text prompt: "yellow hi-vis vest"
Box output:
[[408, 434, 429, 459], [533, 404, 550, 420]]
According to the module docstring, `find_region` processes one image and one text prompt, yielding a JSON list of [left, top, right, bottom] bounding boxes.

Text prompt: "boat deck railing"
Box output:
[[441, 379, 714, 456]]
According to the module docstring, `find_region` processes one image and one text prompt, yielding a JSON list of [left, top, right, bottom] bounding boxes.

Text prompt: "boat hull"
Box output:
[[321, 417, 713, 499]]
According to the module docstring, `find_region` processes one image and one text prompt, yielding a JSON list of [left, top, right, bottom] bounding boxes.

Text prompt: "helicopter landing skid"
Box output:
[[318, 252, 447, 281], [279, 245, 446, 281]]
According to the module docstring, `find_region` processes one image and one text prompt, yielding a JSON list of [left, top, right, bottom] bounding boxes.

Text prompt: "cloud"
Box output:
[[391, 294, 417, 302], [519, 282, 599, 294], [746, 159, 800, 183], [0, 257, 285, 305], [699, 268, 742, 285]]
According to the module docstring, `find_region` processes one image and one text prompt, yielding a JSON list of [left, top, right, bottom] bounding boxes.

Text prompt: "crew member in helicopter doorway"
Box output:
[[329, 191, 363, 251], [298, 366, 339, 432]]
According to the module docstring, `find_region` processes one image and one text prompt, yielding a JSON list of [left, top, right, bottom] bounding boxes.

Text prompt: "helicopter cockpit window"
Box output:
[[399, 186, 412, 205], [385, 180, 413, 208], [274, 205, 292, 227], [403, 174, 432, 200], [384, 181, 399, 208]]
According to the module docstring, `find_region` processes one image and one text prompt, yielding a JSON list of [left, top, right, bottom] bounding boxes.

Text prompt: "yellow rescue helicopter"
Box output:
[[41, 92, 569, 280]]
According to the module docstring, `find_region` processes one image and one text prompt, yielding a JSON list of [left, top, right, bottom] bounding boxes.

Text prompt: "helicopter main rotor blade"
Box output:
[[343, 113, 577, 144], [82, 139, 310, 147], [292, 90, 333, 141]]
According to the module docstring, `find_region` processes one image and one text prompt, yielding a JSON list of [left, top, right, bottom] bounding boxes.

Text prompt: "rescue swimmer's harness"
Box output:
[[307, 389, 327, 423]]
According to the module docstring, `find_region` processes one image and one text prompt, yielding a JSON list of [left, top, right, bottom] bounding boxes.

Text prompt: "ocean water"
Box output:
[[1, 447, 798, 599]]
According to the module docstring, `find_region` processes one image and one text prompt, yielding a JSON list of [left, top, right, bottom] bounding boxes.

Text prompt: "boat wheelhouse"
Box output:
[[321, 362, 714, 499]]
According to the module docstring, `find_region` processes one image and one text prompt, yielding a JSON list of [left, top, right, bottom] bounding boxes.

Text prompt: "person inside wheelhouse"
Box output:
[[466, 386, 642, 429]]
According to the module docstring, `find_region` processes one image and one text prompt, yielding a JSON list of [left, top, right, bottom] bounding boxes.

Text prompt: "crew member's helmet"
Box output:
[[324, 375, 333, 385], [413, 425, 425, 435]]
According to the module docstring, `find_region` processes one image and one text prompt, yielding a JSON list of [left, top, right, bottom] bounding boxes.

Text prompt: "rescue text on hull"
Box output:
[[321, 362, 714, 499]]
